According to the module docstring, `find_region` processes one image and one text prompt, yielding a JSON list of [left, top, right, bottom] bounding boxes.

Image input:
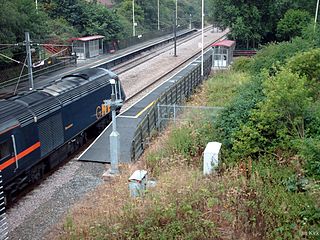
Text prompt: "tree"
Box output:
[[41, 0, 123, 40], [207, 0, 316, 47], [0, 0, 52, 64], [277, 9, 312, 41]]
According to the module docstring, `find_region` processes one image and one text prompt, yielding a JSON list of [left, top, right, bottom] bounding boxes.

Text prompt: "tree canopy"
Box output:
[[207, 0, 318, 48]]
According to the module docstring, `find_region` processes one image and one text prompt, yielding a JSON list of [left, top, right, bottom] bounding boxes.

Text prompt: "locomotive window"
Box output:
[[0, 140, 11, 161]]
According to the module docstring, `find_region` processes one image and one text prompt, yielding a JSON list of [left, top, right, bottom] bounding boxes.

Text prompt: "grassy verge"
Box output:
[[51, 69, 319, 239]]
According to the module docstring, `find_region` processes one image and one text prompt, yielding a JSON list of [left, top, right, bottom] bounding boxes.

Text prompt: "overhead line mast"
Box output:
[[25, 32, 34, 91]]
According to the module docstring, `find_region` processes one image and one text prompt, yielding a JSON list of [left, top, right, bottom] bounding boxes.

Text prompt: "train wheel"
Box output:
[[30, 163, 45, 183]]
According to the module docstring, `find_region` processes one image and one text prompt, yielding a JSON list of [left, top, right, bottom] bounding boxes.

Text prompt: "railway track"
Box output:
[[124, 27, 226, 103], [0, 29, 201, 100], [111, 26, 212, 75]]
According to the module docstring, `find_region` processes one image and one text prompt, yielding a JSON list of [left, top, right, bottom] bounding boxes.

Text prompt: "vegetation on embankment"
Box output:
[[55, 39, 319, 239]]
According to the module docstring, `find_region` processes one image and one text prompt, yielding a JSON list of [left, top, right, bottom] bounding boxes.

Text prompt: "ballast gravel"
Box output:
[[7, 161, 105, 240]]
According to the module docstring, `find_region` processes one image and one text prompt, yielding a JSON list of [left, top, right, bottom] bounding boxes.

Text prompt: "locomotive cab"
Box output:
[[0, 135, 13, 170], [0, 119, 19, 173]]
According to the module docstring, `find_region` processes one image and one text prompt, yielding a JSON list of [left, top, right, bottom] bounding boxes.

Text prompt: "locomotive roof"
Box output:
[[0, 68, 116, 130], [41, 68, 116, 96]]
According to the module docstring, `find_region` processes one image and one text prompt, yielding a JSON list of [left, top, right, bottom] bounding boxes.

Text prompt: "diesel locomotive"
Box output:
[[0, 67, 125, 203]]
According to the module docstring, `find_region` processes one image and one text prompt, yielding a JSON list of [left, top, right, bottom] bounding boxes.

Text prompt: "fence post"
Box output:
[[173, 104, 176, 124], [147, 113, 150, 137], [131, 140, 136, 161], [175, 84, 178, 104], [140, 127, 144, 150], [165, 94, 169, 121], [157, 103, 161, 130], [171, 88, 174, 104], [154, 104, 157, 129]]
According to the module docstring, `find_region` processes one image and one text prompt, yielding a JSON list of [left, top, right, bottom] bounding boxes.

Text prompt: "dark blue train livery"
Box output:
[[0, 67, 125, 202]]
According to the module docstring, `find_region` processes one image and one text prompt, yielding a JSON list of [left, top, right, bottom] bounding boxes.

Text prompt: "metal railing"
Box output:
[[130, 51, 213, 161]]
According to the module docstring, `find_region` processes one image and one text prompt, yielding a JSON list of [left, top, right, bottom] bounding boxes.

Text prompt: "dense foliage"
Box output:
[[207, 0, 316, 47], [0, 0, 203, 43], [209, 35, 320, 237], [60, 51, 319, 238], [0, 0, 202, 65]]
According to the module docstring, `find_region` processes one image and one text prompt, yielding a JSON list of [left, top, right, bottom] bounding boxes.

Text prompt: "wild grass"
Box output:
[[50, 69, 319, 239]]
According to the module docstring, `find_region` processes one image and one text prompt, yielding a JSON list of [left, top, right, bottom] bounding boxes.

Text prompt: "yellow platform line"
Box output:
[[135, 101, 155, 118]]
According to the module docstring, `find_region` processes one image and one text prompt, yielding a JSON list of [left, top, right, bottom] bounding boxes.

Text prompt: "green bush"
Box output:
[[249, 158, 320, 239], [214, 75, 264, 151], [250, 38, 312, 75], [231, 68, 311, 158], [297, 137, 320, 179], [231, 57, 252, 72], [286, 48, 320, 100]]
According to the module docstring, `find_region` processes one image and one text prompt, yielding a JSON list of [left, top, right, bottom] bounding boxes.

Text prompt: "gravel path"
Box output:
[[6, 28, 228, 240]]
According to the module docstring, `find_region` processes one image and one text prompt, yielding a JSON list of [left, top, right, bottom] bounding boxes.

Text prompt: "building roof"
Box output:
[[212, 40, 236, 48], [69, 35, 105, 42]]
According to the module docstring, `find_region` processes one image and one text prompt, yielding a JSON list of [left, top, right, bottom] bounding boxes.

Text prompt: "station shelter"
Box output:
[[211, 40, 236, 68], [70, 35, 104, 60]]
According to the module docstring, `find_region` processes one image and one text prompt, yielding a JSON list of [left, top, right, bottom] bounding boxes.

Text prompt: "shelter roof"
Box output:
[[69, 35, 104, 42], [212, 40, 235, 48]]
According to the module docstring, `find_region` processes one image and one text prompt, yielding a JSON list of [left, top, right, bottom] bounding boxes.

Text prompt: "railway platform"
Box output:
[[78, 28, 229, 164], [78, 50, 215, 164], [78, 67, 179, 163]]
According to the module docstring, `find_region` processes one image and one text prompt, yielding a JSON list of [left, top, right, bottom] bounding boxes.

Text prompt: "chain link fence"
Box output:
[[157, 104, 223, 129]]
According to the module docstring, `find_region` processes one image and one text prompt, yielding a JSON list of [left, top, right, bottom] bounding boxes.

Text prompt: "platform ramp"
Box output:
[[77, 73, 175, 163], [78, 117, 140, 163]]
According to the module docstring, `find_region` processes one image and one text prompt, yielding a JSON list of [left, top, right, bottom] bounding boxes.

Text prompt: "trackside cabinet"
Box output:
[[129, 170, 147, 197], [203, 142, 222, 175]]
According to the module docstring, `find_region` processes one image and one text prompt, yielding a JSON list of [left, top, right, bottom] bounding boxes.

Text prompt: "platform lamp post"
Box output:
[[201, 0, 204, 77], [175, 0, 178, 26], [132, 0, 136, 36], [105, 79, 123, 174], [158, 0, 160, 30], [314, 0, 320, 33], [173, 11, 177, 57]]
